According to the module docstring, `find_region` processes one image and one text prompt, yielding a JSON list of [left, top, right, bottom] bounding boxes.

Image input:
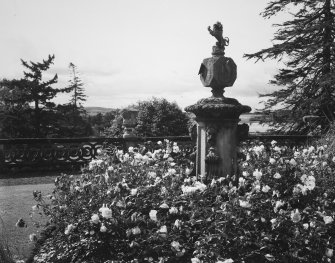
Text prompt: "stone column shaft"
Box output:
[[196, 121, 206, 177]]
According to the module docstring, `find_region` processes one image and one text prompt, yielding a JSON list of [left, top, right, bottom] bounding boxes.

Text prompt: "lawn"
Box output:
[[0, 174, 57, 260]]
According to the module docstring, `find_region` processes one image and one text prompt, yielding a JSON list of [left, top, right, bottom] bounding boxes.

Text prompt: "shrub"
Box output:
[[29, 139, 335, 263]]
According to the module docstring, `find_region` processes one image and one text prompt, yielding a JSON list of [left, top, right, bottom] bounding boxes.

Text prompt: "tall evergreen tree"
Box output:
[[244, 0, 335, 133], [68, 62, 87, 111], [20, 54, 69, 137]]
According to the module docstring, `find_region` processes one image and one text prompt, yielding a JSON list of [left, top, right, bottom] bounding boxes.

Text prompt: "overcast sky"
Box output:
[[0, 0, 287, 111]]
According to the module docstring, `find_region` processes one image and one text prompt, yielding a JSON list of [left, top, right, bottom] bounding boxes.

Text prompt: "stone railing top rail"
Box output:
[[0, 136, 193, 145], [0, 134, 320, 145]]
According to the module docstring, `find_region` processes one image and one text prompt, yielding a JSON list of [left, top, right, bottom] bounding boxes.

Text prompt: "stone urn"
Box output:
[[121, 108, 139, 139]]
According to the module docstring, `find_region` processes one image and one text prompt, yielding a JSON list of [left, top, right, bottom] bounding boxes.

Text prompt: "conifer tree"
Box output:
[[49, 62, 91, 137], [244, 0, 335, 133], [68, 62, 87, 111], [21, 54, 69, 137]]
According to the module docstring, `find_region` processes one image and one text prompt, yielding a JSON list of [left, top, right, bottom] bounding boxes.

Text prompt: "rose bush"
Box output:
[[28, 139, 335, 263]]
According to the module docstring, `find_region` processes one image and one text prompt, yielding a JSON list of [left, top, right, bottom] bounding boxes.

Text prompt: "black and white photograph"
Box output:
[[0, 0, 334, 262]]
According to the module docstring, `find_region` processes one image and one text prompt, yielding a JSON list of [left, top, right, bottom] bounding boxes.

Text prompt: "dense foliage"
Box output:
[[135, 98, 189, 137], [28, 139, 335, 262], [0, 79, 33, 138], [89, 111, 120, 137], [244, 0, 335, 133], [103, 98, 190, 138]]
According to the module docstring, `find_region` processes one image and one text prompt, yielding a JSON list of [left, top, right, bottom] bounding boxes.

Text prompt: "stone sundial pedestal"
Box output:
[[185, 22, 251, 181]]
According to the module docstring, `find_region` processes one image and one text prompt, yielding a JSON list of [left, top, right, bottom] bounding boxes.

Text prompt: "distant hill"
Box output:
[[85, 107, 117, 116]]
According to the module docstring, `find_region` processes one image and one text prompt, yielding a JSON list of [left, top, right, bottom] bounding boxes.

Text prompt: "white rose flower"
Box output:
[[239, 200, 251, 208], [99, 205, 113, 219], [169, 207, 178, 214], [326, 248, 333, 258], [149, 210, 158, 221], [181, 185, 196, 195], [253, 183, 261, 192], [290, 158, 297, 166], [64, 224, 75, 235], [323, 216, 334, 224], [100, 224, 107, 233], [271, 140, 277, 146], [158, 225, 167, 234], [269, 158, 276, 164], [185, 168, 191, 175], [130, 188, 138, 196], [272, 190, 280, 197], [217, 177, 225, 182], [308, 146, 315, 153], [262, 185, 271, 193], [148, 171, 157, 178], [238, 177, 246, 187], [304, 175, 316, 190], [270, 218, 277, 225], [160, 203, 169, 209], [218, 259, 234, 263], [253, 169, 262, 180], [132, 226, 141, 235], [128, 146, 134, 153], [210, 179, 217, 187], [273, 172, 281, 179], [291, 209, 301, 223], [171, 241, 181, 251], [91, 214, 100, 224], [194, 181, 207, 192], [173, 145, 180, 153], [264, 254, 275, 262], [274, 200, 285, 213], [174, 219, 182, 229], [274, 146, 281, 152]]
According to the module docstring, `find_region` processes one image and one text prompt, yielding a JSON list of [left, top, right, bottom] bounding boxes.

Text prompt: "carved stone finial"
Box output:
[[208, 22, 229, 56], [197, 22, 235, 97]]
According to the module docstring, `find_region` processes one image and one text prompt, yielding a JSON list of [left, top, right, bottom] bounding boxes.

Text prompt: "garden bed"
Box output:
[[23, 139, 335, 263]]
